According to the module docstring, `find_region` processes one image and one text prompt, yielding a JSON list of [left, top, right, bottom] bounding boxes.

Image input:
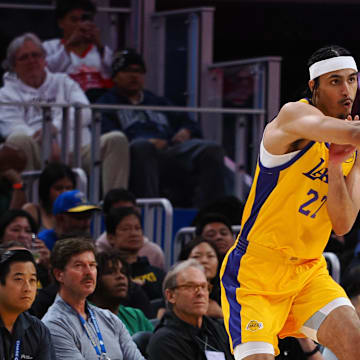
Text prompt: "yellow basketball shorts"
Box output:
[[220, 237, 347, 356]]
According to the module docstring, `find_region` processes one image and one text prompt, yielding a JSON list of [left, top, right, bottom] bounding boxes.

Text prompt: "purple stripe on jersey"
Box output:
[[241, 169, 279, 240], [241, 141, 315, 240], [222, 238, 249, 349]]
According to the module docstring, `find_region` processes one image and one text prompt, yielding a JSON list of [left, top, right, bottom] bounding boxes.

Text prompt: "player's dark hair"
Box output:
[[304, 45, 352, 99]]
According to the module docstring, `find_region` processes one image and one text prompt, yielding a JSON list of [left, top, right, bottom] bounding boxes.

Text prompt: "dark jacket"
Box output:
[[97, 88, 202, 141], [130, 256, 165, 301], [146, 311, 234, 360], [0, 311, 56, 359]]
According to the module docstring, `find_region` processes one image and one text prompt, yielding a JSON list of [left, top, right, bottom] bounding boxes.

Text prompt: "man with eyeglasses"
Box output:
[[0, 248, 56, 358], [147, 259, 234, 360], [0, 32, 129, 196]]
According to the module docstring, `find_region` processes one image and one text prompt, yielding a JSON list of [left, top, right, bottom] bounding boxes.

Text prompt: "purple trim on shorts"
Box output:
[[222, 237, 249, 349], [241, 141, 315, 240]]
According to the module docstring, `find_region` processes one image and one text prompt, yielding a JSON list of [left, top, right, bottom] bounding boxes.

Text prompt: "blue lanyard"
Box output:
[[78, 307, 107, 357], [13, 340, 21, 360]]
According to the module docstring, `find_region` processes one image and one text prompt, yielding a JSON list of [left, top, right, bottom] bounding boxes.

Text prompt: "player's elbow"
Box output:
[[332, 223, 352, 236]]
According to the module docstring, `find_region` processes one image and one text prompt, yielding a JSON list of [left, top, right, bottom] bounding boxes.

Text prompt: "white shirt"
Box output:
[[0, 69, 91, 149]]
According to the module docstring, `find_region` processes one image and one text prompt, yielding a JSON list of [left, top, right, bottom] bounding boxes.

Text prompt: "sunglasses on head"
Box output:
[[0, 249, 34, 265]]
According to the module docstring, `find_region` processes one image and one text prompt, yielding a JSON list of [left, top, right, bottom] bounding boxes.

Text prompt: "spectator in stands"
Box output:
[[38, 189, 100, 250], [146, 259, 234, 360], [191, 195, 244, 226], [0, 144, 27, 211], [0, 32, 129, 195], [96, 188, 165, 269], [0, 209, 51, 287], [43, 0, 113, 102], [97, 49, 226, 208], [22, 162, 76, 231], [0, 248, 56, 359], [0, 208, 36, 246], [42, 237, 145, 359], [90, 250, 154, 335], [105, 206, 165, 300], [194, 212, 235, 258], [178, 237, 223, 318], [30, 234, 154, 319]]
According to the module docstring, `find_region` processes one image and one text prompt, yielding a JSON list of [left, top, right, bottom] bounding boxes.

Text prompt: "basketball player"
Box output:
[[221, 45, 360, 360]]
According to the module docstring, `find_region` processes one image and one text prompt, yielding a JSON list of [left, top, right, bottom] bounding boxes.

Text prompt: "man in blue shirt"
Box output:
[[42, 237, 145, 360], [38, 189, 100, 250]]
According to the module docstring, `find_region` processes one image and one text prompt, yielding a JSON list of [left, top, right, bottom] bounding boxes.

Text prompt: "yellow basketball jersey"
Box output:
[[238, 110, 356, 259]]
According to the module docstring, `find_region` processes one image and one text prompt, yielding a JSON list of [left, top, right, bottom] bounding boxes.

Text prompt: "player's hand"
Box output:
[[328, 143, 356, 165], [346, 114, 359, 121]]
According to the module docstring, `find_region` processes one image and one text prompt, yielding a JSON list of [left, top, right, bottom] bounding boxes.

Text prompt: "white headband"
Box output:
[[309, 56, 358, 80]]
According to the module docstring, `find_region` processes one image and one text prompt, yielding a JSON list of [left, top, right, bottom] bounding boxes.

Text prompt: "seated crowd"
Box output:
[[1, 1, 360, 360], [0, 149, 242, 358]]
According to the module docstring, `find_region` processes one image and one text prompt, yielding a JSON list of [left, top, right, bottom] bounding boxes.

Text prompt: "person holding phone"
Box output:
[[43, 0, 114, 102]]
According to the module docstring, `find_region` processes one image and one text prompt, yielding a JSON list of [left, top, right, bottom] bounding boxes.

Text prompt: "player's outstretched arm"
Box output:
[[264, 101, 360, 155], [326, 142, 360, 235]]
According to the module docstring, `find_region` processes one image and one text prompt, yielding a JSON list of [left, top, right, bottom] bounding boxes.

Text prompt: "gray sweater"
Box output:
[[42, 294, 145, 360]]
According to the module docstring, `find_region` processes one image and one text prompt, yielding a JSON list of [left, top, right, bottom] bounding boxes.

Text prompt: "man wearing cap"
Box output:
[[38, 189, 100, 250], [96, 49, 226, 208], [0, 248, 56, 358], [221, 45, 360, 360]]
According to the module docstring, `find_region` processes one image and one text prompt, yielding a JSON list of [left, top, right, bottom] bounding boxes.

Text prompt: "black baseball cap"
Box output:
[[111, 49, 146, 77]]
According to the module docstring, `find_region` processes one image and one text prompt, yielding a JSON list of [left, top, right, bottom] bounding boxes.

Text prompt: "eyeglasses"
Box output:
[[0, 249, 34, 265], [16, 51, 44, 63], [172, 282, 213, 293]]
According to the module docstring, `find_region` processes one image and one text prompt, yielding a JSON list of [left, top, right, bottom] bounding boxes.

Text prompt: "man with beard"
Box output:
[[147, 259, 234, 360], [42, 237, 145, 360]]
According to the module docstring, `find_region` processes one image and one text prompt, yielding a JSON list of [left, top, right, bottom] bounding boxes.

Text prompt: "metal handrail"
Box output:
[[0, 4, 131, 13], [0, 101, 265, 115], [173, 225, 241, 263], [0, 101, 263, 255], [137, 198, 173, 270]]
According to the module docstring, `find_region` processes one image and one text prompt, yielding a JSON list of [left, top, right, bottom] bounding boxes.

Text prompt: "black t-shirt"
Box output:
[[129, 256, 165, 300]]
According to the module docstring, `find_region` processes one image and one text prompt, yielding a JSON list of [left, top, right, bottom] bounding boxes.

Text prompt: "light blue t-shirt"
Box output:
[[42, 294, 145, 360]]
